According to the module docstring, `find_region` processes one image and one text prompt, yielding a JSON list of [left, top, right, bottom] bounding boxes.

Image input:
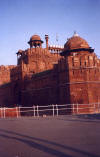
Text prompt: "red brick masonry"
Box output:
[[0, 34, 100, 114]]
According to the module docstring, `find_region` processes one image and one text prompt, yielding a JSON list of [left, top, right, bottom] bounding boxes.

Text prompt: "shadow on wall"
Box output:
[[18, 57, 72, 107]]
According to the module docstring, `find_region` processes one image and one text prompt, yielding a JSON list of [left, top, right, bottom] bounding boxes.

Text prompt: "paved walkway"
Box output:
[[0, 114, 100, 157]]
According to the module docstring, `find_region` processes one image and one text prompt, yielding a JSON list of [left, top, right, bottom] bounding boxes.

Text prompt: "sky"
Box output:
[[0, 0, 100, 65]]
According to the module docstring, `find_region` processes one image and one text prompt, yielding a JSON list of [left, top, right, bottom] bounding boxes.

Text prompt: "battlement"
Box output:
[[0, 65, 16, 85], [65, 53, 100, 69]]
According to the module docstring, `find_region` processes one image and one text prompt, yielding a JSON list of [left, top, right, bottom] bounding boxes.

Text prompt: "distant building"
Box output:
[[0, 32, 100, 113]]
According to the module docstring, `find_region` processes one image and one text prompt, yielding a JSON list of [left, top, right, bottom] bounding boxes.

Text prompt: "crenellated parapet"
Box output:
[[16, 46, 62, 79], [0, 65, 16, 85]]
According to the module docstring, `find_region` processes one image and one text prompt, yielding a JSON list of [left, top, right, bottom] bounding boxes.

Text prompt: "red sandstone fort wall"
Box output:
[[0, 65, 15, 85], [0, 50, 100, 110], [0, 34, 100, 116], [0, 83, 13, 107], [21, 51, 100, 107], [21, 69, 58, 106], [18, 47, 61, 75], [66, 53, 100, 107]]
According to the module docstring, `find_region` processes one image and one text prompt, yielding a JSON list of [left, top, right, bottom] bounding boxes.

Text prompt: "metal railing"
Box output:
[[0, 103, 100, 118]]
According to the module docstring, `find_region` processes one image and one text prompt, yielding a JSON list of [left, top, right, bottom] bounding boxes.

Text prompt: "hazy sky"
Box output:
[[0, 0, 100, 65]]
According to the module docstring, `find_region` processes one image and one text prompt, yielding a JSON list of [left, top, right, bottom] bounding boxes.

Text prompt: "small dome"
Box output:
[[18, 49, 23, 53], [28, 34, 43, 48], [30, 35, 41, 41], [64, 33, 89, 51], [16, 49, 23, 55]]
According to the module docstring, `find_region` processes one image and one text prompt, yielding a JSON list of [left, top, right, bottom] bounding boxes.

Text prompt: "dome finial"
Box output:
[[73, 31, 79, 37]]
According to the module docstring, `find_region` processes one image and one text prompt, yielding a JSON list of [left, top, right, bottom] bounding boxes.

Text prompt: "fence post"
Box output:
[[93, 103, 95, 113], [56, 104, 58, 116], [4, 107, 6, 118], [99, 103, 100, 113], [95, 103, 96, 113], [16, 107, 19, 118], [73, 104, 74, 114], [77, 104, 78, 114], [33, 106, 35, 117], [98, 102, 99, 113], [37, 105, 39, 117], [52, 104, 54, 117], [18, 106, 20, 117], [1, 108, 3, 118]]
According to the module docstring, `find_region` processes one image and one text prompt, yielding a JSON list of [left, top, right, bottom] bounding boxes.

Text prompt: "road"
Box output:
[[0, 114, 100, 157]]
